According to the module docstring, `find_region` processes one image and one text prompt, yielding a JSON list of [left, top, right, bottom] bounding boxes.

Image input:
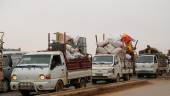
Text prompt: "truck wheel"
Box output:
[[107, 79, 114, 83], [55, 80, 64, 92], [75, 79, 86, 88], [153, 74, 157, 78], [124, 74, 130, 81], [2, 80, 9, 92], [20, 91, 30, 96], [80, 79, 86, 88], [116, 74, 120, 82], [137, 74, 142, 78], [92, 79, 97, 84], [128, 74, 131, 80]]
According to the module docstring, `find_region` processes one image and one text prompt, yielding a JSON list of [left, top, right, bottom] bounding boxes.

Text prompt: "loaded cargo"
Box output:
[[10, 32, 92, 96], [92, 33, 137, 83], [136, 45, 168, 77]]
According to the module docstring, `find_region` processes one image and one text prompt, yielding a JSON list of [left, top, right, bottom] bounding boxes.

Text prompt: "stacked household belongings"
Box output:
[[52, 32, 87, 60], [96, 33, 137, 60]]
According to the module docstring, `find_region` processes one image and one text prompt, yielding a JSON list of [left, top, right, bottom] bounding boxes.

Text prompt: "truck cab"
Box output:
[[10, 51, 67, 95], [92, 54, 132, 84], [136, 55, 158, 77]]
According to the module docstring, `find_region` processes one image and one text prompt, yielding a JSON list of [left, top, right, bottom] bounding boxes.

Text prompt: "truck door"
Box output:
[[50, 55, 66, 80], [154, 56, 158, 68], [114, 56, 121, 76]]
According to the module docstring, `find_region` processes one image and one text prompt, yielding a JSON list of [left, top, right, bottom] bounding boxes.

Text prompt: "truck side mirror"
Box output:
[[154, 57, 157, 63]]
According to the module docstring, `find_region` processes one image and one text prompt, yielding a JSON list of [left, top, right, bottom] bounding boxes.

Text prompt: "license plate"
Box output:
[[19, 82, 34, 90]]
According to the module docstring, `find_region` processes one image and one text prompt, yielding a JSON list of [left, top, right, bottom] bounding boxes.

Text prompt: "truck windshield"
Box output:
[[93, 56, 113, 64], [20, 55, 51, 64], [136, 56, 154, 63]]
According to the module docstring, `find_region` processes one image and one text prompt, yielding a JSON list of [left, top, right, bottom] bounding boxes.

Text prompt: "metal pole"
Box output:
[[48, 33, 50, 51], [95, 35, 98, 47], [103, 33, 105, 41]]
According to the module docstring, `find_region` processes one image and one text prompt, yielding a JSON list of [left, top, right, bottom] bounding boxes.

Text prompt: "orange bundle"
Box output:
[[121, 34, 134, 45]]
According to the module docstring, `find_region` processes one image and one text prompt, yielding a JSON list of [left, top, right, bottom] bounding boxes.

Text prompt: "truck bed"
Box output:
[[67, 68, 91, 79], [66, 56, 92, 70]]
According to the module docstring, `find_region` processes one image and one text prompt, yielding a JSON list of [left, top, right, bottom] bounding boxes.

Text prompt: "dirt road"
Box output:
[[96, 79, 170, 96]]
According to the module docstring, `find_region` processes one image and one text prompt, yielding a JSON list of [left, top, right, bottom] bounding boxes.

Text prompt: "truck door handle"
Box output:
[[61, 69, 64, 71]]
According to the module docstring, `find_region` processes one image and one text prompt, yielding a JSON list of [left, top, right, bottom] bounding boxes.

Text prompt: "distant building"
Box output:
[[3, 48, 21, 51]]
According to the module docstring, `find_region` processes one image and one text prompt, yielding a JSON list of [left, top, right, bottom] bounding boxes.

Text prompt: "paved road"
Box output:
[[0, 78, 166, 96], [96, 79, 170, 96], [0, 80, 132, 96], [0, 91, 21, 96]]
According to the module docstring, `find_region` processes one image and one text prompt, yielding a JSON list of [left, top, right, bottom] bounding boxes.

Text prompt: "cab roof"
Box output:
[[3, 51, 27, 55], [25, 51, 63, 55], [139, 54, 155, 57], [94, 54, 115, 57]]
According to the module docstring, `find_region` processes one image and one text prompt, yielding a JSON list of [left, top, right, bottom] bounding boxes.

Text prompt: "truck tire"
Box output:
[[55, 80, 64, 92], [80, 79, 86, 88], [137, 74, 143, 78], [2, 80, 9, 92], [116, 74, 120, 82], [123, 74, 130, 81], [20, 91, 30, 96], [75, 79, 86, 88], [92, 79, 97, 84], [153, 74, 158, 78], [107, 79, 114, 83]]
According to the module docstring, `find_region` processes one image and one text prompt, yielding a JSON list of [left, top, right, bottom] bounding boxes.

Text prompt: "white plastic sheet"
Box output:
[[97, 40, 109, 47], [104, 44, 115, 54], [96, 47, 108, 54], [111, 48, 122, 54], [66, 50, 75, 60]]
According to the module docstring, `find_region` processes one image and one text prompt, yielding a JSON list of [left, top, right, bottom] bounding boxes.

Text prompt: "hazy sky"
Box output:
[[0, 0, 170, 54]]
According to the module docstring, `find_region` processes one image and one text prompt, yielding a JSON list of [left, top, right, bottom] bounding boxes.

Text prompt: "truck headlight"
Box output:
[[39, 74, 45, 80], [11, 74, 17, 80]]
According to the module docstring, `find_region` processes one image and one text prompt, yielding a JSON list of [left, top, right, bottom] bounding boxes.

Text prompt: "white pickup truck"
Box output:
[[92, 52, 133, 84], [10, 51, 92, 96], [136, 54, 168, 78]]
